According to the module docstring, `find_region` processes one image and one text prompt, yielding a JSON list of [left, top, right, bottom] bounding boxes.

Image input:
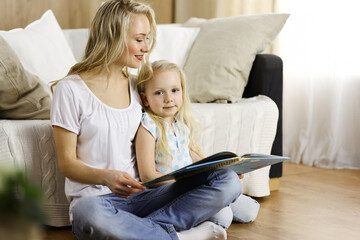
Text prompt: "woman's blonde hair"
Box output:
[[137, 60, 204, 162], [51, 0, 156, 92]]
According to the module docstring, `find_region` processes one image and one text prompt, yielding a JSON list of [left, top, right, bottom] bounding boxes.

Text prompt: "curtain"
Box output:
[[174, 0, 275, 23], [174, 0, 360, 169], [277, 0, 360, 169]]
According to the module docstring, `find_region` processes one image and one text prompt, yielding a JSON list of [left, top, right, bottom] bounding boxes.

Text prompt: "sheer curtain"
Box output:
[[174, 0, 360, 169], [276, 0, 360, 168]]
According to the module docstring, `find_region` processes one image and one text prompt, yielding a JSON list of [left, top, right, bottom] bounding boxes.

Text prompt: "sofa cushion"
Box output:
[[183, 14, 289, 103], [150, 25, 200, 67], [0, 10, 76, 89], [0, 36, 50, 119]]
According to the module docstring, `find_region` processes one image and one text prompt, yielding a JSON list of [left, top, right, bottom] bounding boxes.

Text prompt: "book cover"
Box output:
[[142, 151, 290, 187]]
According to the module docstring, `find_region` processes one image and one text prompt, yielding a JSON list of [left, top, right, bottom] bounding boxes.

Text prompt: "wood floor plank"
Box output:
[[228, 162, 360, 240], [42, 226, 76, 240]]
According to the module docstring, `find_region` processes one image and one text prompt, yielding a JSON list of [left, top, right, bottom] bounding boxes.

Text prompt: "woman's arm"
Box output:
[[53, 126, 144, 198], [135, 125, 165, 183]]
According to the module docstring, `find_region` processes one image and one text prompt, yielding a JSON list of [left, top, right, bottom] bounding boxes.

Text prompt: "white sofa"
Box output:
[[0, 10, 286, 226]]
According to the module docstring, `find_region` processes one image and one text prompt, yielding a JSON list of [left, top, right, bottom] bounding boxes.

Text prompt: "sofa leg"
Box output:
[[269, 178, 280, 191]]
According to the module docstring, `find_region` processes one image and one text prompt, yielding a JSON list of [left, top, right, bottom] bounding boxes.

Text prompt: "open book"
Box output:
[[142, 151, 290, 187]]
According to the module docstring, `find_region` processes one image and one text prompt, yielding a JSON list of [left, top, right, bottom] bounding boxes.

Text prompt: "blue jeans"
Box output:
[[71, 168, 241, 240]]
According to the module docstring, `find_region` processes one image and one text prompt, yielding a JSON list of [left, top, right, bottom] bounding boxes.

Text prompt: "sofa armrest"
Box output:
[[243, 54, 283, 178]]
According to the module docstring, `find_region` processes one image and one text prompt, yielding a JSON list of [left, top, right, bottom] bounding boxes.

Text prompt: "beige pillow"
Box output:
[[0, 36, 50, 119], [183, 14, 289, 103]]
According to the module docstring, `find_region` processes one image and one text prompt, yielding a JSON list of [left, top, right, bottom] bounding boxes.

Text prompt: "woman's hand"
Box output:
[[103, 170, 145, 198]]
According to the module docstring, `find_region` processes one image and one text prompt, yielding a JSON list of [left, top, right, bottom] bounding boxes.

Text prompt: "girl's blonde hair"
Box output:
[[51, 0, 156, 92], [137, 60, 204, 162]]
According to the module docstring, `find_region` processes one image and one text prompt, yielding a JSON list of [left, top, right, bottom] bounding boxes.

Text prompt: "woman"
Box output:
[[51, 1, 241, 239]]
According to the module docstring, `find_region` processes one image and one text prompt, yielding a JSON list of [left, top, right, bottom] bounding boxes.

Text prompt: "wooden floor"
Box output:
[[42, 162, 360, 240], [228, 162, 360, 240]]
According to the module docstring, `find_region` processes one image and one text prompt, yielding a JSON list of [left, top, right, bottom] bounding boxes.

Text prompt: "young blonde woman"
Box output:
[[51, 0, 241, 239], [136, 60, 260, 239]]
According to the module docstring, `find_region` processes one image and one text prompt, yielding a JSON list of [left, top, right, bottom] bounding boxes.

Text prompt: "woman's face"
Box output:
[[119, 14, 151, 68]]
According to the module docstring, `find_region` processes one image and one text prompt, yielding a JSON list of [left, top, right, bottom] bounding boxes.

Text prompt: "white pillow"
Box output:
[[0, 10, 76, 87], [183, 14, 289, 103], [150, 25, 200, 67]]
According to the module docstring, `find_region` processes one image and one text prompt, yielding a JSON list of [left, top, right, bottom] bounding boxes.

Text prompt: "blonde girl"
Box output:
[[136, 60, 261, 235], [136, 60, 203, 178], [51, 1, 241, 239]]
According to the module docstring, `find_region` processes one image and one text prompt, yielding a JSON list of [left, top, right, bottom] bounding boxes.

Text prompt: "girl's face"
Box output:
[[119, 14, 151, 68], [141, 70, 183, 124]]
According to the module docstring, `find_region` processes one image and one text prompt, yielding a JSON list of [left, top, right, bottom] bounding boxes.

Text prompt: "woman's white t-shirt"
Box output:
[[50, 75, 142, 220]]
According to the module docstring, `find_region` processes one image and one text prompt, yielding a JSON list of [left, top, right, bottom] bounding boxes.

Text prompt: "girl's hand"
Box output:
[[103, 170, 145, 198]]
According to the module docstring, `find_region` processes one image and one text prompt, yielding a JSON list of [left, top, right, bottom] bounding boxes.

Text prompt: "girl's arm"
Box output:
[[135, 125, 166, 183], [53, 126, 144, 198], [190, 150, 203, 163]]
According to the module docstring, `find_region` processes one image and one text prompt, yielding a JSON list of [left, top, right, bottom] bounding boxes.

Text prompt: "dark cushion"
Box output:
[[244, 54, 283, 178]]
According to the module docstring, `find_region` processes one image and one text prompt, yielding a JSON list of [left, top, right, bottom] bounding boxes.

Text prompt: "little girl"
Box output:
[[135, 60, 260, 239]]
